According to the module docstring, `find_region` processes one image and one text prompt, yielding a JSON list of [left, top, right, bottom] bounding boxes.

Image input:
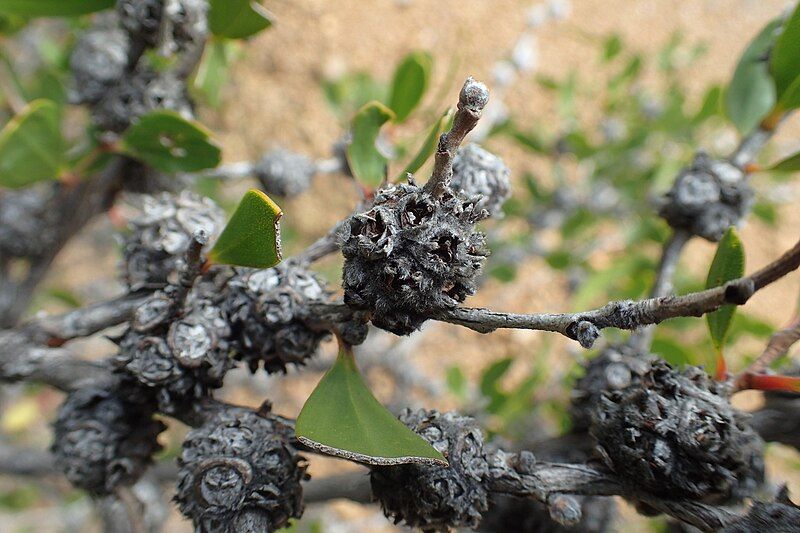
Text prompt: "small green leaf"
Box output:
[[397, 108, 452, 180], [387, 51, 431, 122], [209, 0, 273, 39], [120, 110, 222, 173], [0, 0, 113, 16], [0, 99, 64, 189], [725, 19, 780, 133], [296, 347, 447, 466], [346, 101, 395, 187], [770, 3, 800, 101], [602, 34, 623, 62], [768, 150, 800, 172], [705, 228, 745, 354], [192, 39, 239, 107], [445, 365, 467, 398], [208, 189, 282, 268]]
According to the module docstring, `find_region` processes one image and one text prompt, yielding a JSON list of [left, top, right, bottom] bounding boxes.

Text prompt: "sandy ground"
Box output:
[[3, 0, 800, 532]]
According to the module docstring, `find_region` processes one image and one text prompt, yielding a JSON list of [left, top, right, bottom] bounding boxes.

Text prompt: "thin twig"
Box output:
[[437, 235, 800, 347], [424, 77, 489, 198]]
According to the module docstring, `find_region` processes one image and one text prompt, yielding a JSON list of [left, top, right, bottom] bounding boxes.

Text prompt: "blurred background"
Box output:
[[1, 0, 800, 531]]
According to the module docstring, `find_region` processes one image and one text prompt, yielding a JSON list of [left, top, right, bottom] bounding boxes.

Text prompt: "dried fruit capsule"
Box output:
[[114, 287, 233, 414], [92, 68, 193, 133], [591, 361, 764, 503], [254, 148, 317, 198], [370, 409, 489, 531], [175, 406, 307, 533], [52, 386, 164, 495], [451, 143, 511, 218], [0, 187, 58, 258], [341, 181, 489, 335], [118, 0, 207, 54], [223, 263, 331, 373], [117, 0, 163, 46], [122, 192, 224, 290], [658, 151, 753, 242], [69, 24, 130, 105], [569, 344, 656, 432]]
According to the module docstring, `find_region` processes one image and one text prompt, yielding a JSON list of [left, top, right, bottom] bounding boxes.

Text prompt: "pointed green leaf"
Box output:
[[705, 227, 745, 353], [208, 189, 282, 268], [346, 101, 395, 187], [0, 0, 113, 16], [397, 108, 452, 180], [388, 51, 432, 122], [192, 39, 240, 107], [209, 0, 273, 40], [770, 3, 800, 101], [296, 348, 447, 466], [725, 18, 780, 133], [120, 110, 222, 173], [768, 149, 800, 172], [0, 99, 64, 189]]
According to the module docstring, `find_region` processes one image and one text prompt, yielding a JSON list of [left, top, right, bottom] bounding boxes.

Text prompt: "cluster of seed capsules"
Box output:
[[69, 0, 207, 132]]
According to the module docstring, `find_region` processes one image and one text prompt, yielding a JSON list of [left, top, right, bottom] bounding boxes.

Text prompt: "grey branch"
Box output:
[[437, 235, 800, 347], [22, 292, 148, 345], [745, 317, 800, 376], [424, 77, 489, 197]]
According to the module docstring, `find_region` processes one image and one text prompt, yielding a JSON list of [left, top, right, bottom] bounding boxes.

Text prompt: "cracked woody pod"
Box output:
[[69, 19, 131, 105], [114, 285, 234, 414], [122, 191, 225, 290], [254, 148, 317, 198], [223, 263, 333, 373], [370, 409, 490, 532], [340, 180, 489, 335], [658, 151, 753, 242], [451, 143, 512, 218], [52, 386, 165, 495], [591, 361, 764, 503], [569, 344, 657, 432], [117, 0, 208, 53], [175, 406, 307, 533]]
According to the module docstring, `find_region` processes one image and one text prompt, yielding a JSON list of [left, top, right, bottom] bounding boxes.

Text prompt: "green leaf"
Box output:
[[480, 357, 514, 413], [705, 227, 745, 353], [208, 189, 282, 268], [387, 51, 431, 122], [397, 108, 452, 180], [0, 0, 113, 16], [445, 365, 467, 398], [602, 34, 623, 62], [769, 150, 800, 172], [725, 19, 780, 133], [192, 39, 239, 107], [296, 347, 447, 466], [0, 99, 64, 189], [120, 110, 222, 173], [208, 0, 273, 39], [346, 101, 395, 187], [770, 3, 800, 101]]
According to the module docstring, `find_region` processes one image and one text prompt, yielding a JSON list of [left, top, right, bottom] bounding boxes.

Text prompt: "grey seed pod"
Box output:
[[165, 0, 208, 56], [223, 263, 330, 373], [52, 386, 165, 495], [0, 187, 58, 258], [175, 406, 307, 533], [114, 287, 233, 414], [69, 26, 130, 105], [370, 409, 489, 532], [569, 344, 657, 432], [122, 192, 224, 290], [117, 0, 163, 46], [590, 361, 764, 503], [658, 151, 753, 242], [451, 144, 511, 218], [341, 181, 489, 335], [254, 149, 317, 198], [92, 68, 193, 133]]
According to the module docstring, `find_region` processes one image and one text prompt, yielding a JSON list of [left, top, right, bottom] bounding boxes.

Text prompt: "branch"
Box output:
[[22, 292, 148, 345], [436, 235, 800, 347], [424, 77, 489, 197], [303, 471, 373, 504]]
